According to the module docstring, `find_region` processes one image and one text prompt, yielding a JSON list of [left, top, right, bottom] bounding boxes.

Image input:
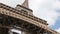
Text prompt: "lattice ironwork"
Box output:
[[0, 14, 51, 34]]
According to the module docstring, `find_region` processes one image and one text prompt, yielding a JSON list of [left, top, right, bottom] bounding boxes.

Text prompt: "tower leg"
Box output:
[[0, 27, 9, 34]]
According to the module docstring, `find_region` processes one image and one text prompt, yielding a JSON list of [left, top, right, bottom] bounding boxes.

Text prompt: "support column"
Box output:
[[0, 27, 9, 34]]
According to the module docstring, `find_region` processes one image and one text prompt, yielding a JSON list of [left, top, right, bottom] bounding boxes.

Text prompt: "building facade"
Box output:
[[0, 0, 59, 34]]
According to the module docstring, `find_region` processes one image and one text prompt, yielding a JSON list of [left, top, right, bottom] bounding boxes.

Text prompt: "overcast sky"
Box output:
[[0, 0, 60, 33]]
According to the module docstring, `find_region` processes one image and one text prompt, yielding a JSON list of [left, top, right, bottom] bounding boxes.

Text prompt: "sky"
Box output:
[[0, 0, 60, 33]]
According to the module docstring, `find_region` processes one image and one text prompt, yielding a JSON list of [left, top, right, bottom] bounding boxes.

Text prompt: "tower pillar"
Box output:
[[0, 27, 9, 34]]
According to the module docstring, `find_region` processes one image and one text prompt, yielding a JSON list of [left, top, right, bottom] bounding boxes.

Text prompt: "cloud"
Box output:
[[29, 0, 60, 26], [55, 28, 60, 33], [11, 29, 21, 34], [0, 0, 24, 7], [0, 0, 60, 26]]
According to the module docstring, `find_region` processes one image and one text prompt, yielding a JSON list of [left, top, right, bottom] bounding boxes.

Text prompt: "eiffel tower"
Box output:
[[0, 0, 59, 34]]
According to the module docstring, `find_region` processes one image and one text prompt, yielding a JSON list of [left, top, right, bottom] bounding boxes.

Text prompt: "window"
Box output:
[[21, 9, 28, 14]]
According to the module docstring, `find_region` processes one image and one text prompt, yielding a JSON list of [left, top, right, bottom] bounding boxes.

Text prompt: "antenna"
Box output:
[[22, 0, 29, 8]]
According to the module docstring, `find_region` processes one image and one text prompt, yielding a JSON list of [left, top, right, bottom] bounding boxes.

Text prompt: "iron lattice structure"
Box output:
[[0, 2, 59, 34]]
